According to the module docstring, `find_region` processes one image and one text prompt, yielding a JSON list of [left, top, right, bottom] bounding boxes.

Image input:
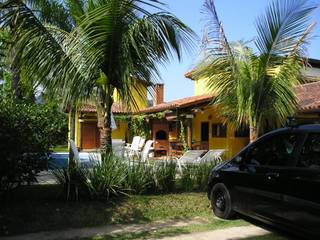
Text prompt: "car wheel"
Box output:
[[210, 183, 235, 219]]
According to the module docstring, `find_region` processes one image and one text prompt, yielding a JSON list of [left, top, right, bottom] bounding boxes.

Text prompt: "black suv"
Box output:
[[208, 124, 320, 239]]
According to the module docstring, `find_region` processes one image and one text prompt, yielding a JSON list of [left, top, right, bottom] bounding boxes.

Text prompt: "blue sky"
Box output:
[[155, 0, 320, 101]]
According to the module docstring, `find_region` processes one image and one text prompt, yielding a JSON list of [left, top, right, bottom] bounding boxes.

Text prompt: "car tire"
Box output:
[[210, 183, 235, 219]]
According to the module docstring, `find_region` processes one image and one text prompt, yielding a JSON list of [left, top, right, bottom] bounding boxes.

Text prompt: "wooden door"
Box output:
[[201, 122, 209, 149], [81, 122, 100, 149]]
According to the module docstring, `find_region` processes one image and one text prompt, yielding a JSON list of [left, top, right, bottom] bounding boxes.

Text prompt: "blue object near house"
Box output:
[[49, 152, 100, 169], [49, 153, 69, 169]]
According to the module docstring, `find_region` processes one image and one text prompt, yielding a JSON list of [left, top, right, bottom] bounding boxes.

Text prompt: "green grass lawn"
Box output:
[[0, 185, 247, 236], [1, 185, 290, 240]]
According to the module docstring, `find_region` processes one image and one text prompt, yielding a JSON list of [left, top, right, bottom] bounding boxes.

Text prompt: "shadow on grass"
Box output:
[[0, 185, 212, 237], [0, 184, 148, 236]]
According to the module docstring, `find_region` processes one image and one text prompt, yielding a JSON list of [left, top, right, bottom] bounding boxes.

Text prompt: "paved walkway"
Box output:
[[0, 215, 274, 240], [0, 218, 208, 240], [161, 225, 271, 240]]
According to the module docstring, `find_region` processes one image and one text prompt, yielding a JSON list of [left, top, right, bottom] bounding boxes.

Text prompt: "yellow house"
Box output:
[[139, 92, 249, 159], [137, 80, 320, 159], [70, 81, 149, 150], [70, 59, 320, 158]]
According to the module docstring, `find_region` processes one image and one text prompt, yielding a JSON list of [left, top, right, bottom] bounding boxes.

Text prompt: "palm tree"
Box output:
[[0, 0, 73, 99], [1, 0, 195, 154], [193, 0, 316, 142], [1, 0, 80, 160]]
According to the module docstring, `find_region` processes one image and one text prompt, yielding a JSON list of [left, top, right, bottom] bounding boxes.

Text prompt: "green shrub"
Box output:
[[52, 163, 89, 201], [179, 162, 217, 192], [86, 155, 129, 200], [193, 162, 217, 191], [179, 164, 194, 192], [52, 155, 218, 201], [152, 160, 177, 193], [0, 100, 68, 195], [125, 160, 154, 194]]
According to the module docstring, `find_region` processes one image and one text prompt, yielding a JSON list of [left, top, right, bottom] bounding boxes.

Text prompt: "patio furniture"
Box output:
[[125, 136, 141, 149], [174, 150, 207, 174], [169, 141, 184, 157], [200, 149, 226, 164], [124, 136, 146, 158], [140, 140, 154, 163], [191, 141, 202, 150]]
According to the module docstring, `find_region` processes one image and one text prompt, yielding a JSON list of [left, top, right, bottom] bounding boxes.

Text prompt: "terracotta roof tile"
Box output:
[[296, 81, 320, 112], [139, 94, 214, 113], [79, 102, 129, 114], [77, 82, 320, 114]]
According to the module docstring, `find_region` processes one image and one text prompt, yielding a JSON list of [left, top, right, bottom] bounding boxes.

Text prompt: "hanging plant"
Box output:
[[130, 115, 149, 139], [180, 120, 189, 152], [114, 110, 169, 140]]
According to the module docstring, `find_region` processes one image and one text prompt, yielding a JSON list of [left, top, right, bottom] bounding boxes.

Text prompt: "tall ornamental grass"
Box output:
[[53, 154, 218, 201]]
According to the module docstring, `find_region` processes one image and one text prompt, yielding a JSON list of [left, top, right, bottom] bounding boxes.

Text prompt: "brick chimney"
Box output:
[[153, 84, 164, 106]]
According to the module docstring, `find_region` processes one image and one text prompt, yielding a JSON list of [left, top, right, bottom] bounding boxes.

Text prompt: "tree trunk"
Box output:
[[97, 94, 113, 156], [68, 107, 76, 162], [11, 57, 22, 100], [249, 125, 258, 143]]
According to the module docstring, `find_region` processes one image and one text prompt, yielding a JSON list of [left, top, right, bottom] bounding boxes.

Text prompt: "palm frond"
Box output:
[[26, 0, 74, 31], [255, 0, 316, 57], [65, 0, 195, 110], [201, 0, 233, 60], [1, 1, 89, 105], [65, 0, 85, 25], [1, 0, 195, 112]]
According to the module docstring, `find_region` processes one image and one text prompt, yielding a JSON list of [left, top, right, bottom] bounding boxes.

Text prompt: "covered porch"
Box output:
[[140, 94, 249, 159]]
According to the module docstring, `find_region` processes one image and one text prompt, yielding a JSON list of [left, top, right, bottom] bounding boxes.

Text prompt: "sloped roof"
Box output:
[[140, 82, 320, 114], [79, 102, 129, 114], [139, 94, 214, 114], [77, 82, 320, 114], [296, 81, 320, 113]]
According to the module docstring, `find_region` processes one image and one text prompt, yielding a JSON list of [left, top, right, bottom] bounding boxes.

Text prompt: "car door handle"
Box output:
[[266, 172, 280, 180]]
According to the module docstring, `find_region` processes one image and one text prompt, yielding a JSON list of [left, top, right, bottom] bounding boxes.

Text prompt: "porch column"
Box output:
[[186, 117, 192, 149]]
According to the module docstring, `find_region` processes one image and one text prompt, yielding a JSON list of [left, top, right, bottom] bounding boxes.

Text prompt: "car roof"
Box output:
[[235, 124, 320, 157], [296, 124, 320, 132], [249, 124, 320, 146], [265, 124, 320, 136]]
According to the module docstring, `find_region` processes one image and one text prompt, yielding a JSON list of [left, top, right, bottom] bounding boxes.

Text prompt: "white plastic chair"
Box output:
[[175, 150, 207, 174], [125, 136, 141, 151], [138, 138, 146, 151], [140, 140, 154, 163], [124, 136, 145, 158], [200, 149, 226, 164]]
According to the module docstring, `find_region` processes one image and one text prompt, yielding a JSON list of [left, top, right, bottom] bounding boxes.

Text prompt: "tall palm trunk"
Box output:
[[249, 124, 258, 143], [68, 107, 76, 161], [10, 54, 22, 100], [97, 91, 113, 155]]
